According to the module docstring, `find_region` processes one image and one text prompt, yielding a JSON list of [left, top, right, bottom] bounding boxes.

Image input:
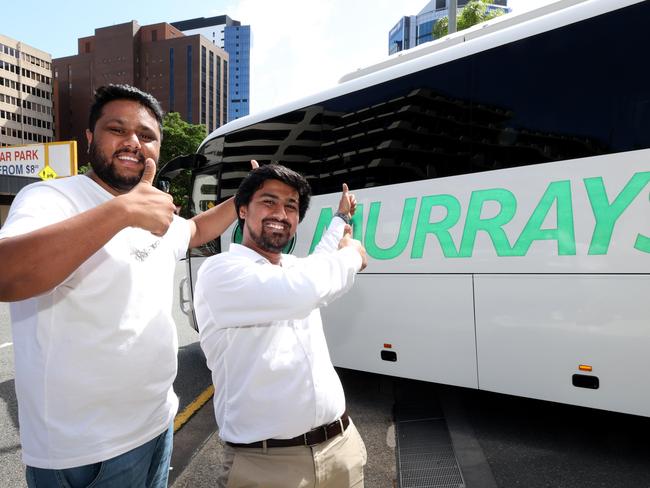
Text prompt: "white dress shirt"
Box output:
[[194, 216, 362, 444]]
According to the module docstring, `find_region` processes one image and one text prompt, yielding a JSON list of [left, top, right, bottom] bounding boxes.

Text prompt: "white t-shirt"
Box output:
[[195, 217, 362, 444], [0, 175, 190, 469]]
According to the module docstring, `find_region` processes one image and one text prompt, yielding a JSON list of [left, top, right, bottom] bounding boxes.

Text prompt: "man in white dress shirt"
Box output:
[[194, 164, 368, 487]]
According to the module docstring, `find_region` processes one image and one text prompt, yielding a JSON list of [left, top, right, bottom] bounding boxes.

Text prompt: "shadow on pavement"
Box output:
[[174, 341, 212, 413], [0, 378, 19, 429]]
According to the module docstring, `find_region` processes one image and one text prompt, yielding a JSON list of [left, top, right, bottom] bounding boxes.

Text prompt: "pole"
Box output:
[[449, 0, 458, 34]]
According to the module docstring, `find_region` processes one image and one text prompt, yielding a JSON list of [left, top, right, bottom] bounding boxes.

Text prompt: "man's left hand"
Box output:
[[337, 183, 357, 221]]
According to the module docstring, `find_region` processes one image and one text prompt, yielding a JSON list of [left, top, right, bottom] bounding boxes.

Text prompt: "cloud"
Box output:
[[226, 0, 554, 114], [230, 0, 423, 113]]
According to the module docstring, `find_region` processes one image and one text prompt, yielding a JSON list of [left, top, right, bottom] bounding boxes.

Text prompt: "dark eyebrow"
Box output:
[[259, 192, 298, 204], [103, 117, 127, 126], [103, 117, 158, 135]]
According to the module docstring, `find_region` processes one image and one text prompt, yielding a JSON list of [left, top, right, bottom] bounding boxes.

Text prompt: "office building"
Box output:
[[53, 21, 229, 161], [0, 34, 54, 147], [389, 0, 509, 54], [0, 34, 55, 223], [172, 15, 250, 122]]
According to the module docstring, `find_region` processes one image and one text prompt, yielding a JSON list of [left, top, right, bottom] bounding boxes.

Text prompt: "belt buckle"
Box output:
[[304, 425, 328, 447]]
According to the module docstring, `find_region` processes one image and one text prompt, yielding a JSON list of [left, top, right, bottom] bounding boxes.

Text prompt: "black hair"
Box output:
[[235, 164, 312, 228], [88, 84, 164, 133]]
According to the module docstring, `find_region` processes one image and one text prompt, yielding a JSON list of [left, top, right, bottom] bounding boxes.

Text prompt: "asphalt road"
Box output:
[[460, 386, 650, 487], [0, 298, 21, 487]]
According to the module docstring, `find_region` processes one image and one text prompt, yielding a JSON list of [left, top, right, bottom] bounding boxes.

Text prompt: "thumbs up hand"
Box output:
[[337, 182, 357, 221], [120, 158, 176, 236], [139, 158, 157, 186]]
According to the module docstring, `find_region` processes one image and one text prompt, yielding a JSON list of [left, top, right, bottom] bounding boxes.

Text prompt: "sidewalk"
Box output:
[[170, 397, 222, 488]]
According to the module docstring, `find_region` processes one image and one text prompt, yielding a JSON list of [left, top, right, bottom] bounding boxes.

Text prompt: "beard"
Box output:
[[88, 142, 146, 192], [246, 219, 292, 253]]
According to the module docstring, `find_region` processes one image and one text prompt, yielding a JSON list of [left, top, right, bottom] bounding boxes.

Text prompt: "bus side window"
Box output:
[[190, 172, 221, 257]]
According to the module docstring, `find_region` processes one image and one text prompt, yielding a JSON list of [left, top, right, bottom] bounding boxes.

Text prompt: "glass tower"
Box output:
[[172, 15, 251, 123], [224, 24, 250, 122], [388, 0, 510, 54]]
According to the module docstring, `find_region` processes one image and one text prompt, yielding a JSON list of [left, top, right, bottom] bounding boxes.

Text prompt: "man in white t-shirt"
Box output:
[[195, 164, 369, 487], [0, 84, 245, 487]]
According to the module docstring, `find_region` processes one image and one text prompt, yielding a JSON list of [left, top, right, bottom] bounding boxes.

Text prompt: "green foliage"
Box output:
[[168, 169, 193, 217], [433, 0, 506, 39], [159, 112, 206, 165], [433, 17, 449, 40], [159, 112, 207, 217]]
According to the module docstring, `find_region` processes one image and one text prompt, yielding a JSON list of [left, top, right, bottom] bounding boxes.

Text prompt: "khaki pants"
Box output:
[[218, 419, 367, 488]]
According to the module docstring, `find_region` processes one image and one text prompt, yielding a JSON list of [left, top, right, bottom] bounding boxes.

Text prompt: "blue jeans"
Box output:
[[25, 422, 173, 488]]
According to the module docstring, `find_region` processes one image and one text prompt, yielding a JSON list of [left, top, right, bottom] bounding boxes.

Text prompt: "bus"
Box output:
[[162, 0, 650, 418]]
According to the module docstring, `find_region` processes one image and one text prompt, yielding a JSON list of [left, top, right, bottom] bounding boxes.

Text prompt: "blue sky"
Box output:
[[3, 0, 554, 114]]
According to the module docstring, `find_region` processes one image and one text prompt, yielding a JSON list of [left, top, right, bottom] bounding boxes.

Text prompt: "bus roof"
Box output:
[[338, 0, 587, 84], [199, 0, 641, 152]]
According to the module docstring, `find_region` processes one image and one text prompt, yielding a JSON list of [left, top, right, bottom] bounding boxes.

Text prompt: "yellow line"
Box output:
[[173, 385, 214, 433]]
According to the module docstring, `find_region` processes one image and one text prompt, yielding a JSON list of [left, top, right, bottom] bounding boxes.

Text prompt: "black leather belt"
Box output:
[[226, 412, 350, 448]]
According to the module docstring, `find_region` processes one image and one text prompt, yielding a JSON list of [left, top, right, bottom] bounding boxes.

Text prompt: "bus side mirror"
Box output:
[[155, 154, 206, 189], [157, 179, 170, 193]]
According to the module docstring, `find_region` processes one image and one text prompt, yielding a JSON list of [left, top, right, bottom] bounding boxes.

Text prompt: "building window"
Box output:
[[209, 51, 214, 133], [223, 59, 228, 122], [187, 45, 193, 123], [201, 46, 207, 125], [169, 48, 175, 111], [216, 58, 221, 126]]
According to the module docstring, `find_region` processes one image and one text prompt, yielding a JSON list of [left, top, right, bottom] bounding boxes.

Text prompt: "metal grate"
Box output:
[[396, 418, 465, 488]]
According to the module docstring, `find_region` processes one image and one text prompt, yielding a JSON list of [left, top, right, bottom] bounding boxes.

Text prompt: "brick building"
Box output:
[[53, 21, 229, 163]]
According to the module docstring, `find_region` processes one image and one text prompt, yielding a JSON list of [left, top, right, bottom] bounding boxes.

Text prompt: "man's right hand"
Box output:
[[120, 158, 176, 236], [338, 224, 368, 271]]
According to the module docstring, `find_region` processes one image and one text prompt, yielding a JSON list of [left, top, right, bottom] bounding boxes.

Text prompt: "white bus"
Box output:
[[164, 0, 650, 418]]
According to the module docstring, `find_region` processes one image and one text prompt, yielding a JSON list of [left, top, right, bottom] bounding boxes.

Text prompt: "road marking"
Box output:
[[0, 342, 12, 349], [386, 424, 396, 448], [173, 385, 214, 433]]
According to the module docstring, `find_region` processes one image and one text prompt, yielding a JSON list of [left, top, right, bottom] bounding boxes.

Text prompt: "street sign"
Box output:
[[38, 166, 58, 180], [0, 141, 77, 180]]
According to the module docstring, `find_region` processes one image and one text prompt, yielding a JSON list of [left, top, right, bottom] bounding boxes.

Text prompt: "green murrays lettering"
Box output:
[[458, 189, 516, 257], [585, 171, 650, 255], [365, 199, 417, 260], [307, 171, 648, 260], [410, 194, 461, 258], [512, 180, 576, 256]]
